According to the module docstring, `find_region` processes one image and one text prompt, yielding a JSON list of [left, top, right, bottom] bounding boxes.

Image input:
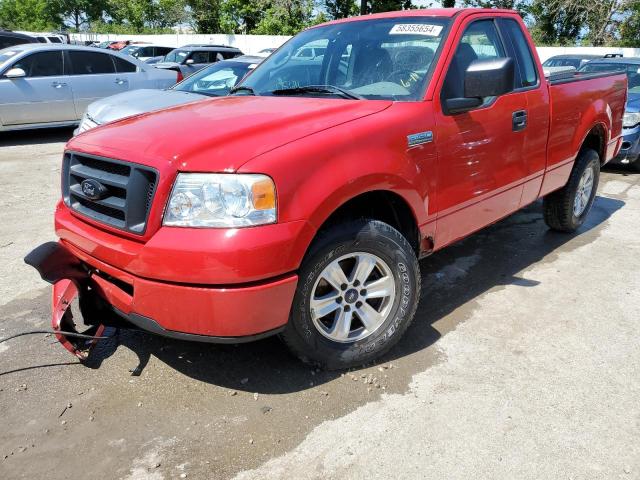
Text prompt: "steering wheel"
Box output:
[[385, 69, 420, 89]]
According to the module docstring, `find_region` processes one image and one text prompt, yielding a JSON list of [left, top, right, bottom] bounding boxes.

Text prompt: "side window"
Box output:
[[12, 51, 64, 77], [189, 51, 210, 63], [502, 19, 538, 88], [221, 51, 238, 60], [442, 20, 505, 100], [156, 47, 173, 56], [113, 56, 137, 73], [69, 51, 116, 75]]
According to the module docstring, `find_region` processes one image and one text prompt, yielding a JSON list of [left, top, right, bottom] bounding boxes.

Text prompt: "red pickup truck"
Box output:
[[27, 8, 626, 369]]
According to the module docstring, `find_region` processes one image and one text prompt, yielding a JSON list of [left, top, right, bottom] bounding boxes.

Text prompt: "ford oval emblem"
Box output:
[[81, 179, 109, 201]]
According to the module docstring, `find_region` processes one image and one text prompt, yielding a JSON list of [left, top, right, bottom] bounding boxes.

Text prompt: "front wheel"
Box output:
[[281, 219, 420, 370], [544, 148, 600, 232]]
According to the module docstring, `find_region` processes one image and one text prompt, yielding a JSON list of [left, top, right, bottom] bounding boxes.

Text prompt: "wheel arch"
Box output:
[[305, 185, 424, 259], [581, 122, 608, 164]]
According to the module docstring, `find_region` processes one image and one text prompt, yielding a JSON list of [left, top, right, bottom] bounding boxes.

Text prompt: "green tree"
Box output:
[[220, 0, 265, 33], [555, 0, 630, 46], [253, 0, 315, 35], [187, 0, 222, 33], [155, 0, 188, 29], [361, 0, 413, 14], [108, 0, 156, 32], [49, 0, 109, 30], [617, 0, 640, 46], [324, 0, 358, 19], [0, 0, 58, 30], [524, 0, 581, 46], [463, 0, 526, 12], [442, 0, 456, 7]]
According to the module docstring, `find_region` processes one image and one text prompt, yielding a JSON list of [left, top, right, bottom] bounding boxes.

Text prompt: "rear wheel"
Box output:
[[544, 148, 600, 232], [281, 219, 420, 370]]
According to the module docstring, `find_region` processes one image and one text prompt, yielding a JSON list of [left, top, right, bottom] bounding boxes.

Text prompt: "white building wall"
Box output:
[[69, 33, 292, 55]]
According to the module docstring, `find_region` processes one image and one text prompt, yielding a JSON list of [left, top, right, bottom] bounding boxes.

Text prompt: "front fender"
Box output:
[[240, 102, 438, 267]]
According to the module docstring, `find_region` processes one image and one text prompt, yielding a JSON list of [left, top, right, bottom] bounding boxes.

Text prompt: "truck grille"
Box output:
[[62, 152, 158, 235]]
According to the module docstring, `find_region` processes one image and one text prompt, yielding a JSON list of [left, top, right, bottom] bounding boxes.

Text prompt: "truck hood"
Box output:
[[87, 89, 207, 125], [69, 95, 392, 172]]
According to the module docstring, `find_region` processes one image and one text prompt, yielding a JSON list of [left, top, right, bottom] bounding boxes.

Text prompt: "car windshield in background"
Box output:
[[164, 50, 188, 63], [121, 45, 142, 56], [240, 17, 451, 101], [580, 62, 640, 90], [0, 49, 20, 64], [175, 62, 257, 96]]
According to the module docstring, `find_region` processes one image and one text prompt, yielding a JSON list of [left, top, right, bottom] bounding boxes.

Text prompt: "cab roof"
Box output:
[[319, 8, 517, 26]]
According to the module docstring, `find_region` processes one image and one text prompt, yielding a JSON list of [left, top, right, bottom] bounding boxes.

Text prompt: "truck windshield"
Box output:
[[239, 17, 450, 101]]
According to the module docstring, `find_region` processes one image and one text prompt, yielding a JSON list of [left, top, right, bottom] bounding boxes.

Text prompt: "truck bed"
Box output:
[[541, 70, 627, 196]]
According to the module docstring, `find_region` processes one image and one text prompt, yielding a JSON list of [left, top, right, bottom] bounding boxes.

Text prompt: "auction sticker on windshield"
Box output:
[[389, 24, 443, 36]]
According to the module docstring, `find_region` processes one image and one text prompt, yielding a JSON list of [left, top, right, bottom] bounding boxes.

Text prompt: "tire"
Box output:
[[544, 148, 600, 232], [281, 219, 420, 370], [632, 157, 640, 173]]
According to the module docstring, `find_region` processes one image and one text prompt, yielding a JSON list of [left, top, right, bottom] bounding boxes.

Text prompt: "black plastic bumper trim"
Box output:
[[112, 307, 285, 344]]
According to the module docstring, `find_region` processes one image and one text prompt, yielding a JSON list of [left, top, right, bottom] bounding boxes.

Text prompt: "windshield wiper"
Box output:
[[270, 85, 364, 100], [229, 85, 256, 95]]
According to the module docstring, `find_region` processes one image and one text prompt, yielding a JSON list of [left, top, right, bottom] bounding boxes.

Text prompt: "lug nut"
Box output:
[[360, 289, 367, 296], [356, 301, 363, 308], [341, 283, 348, 290], [344, 305, 351, 312], [336, 297, 343, 304], [353, 280, 360, 287]]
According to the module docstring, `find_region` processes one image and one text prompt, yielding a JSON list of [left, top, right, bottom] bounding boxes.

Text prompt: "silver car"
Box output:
[[76, 55, 262, 134], [153, 45, 244, 79], [0, 44, 179, 132]]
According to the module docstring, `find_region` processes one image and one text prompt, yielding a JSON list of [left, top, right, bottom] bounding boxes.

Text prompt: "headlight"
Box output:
[[163, 173, 276, 227], [623, 111, 640, 128]]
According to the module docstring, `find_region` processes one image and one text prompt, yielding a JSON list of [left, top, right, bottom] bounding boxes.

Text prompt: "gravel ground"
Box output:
[[0, 129, 638, 480]]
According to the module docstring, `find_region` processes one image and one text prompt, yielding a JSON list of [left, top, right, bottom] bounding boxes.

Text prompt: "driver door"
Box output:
[[433, 17, 529, 248], [0, 50, 76, 126]]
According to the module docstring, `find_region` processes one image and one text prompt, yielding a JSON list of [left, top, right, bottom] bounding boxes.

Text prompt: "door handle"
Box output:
[[115, 78, 128, 85], [51, 82, 67, 88], [512, 110, 528, 132]]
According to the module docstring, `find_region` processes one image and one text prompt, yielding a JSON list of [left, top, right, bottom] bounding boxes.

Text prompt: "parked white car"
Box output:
[[120, 44, 174, 62], [0, 44, 179, 132]]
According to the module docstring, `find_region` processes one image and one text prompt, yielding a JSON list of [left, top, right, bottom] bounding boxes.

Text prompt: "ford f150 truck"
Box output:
[[26, 8, 626, 369]]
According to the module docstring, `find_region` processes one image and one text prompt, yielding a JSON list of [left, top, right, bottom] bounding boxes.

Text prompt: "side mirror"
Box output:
[[185, 58, 195, 65], [5, 67, 26, 79], [445, 57, 515, 114], [465, 57, 515, 98]]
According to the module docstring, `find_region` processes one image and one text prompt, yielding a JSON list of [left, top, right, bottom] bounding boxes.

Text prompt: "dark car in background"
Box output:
[[543, 53, 623, 70], [0, 30, 37, 49], [153, 44, 243, 81], [76, 55, 263, 134], [580, 57, 640, 171]]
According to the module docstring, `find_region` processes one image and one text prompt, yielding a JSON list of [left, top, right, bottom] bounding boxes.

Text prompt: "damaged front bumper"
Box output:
[[24, 242, 112, 360], [24, 241, 295, 360]]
